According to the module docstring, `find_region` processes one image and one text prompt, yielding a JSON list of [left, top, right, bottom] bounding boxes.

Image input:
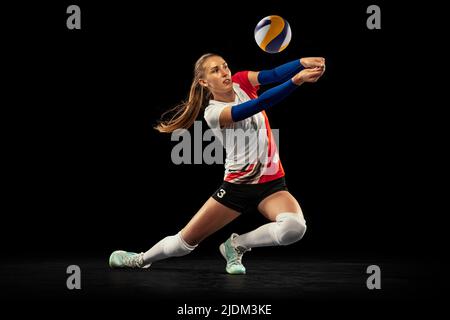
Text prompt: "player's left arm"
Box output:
[[248, 57, 326, 87]]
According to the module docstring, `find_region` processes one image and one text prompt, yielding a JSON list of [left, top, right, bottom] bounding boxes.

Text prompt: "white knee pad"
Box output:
[[271, 212, 307, 246], [162, 232, 197, 257]]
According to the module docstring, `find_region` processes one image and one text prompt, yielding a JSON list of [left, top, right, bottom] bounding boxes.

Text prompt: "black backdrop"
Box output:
[[3, 1, 444, 263]]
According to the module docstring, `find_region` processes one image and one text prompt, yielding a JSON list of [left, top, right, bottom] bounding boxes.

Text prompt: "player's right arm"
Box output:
[[219, 67, 325, 127]]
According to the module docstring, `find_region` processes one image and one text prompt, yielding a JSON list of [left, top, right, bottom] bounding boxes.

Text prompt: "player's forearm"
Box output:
[[231, 78, 299, 121], [257, 59, 304, 85]]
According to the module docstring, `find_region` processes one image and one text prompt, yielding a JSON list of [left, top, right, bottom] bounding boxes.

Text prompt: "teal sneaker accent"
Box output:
[[109, 250, 150, 269], [219, 233, 249, 275]]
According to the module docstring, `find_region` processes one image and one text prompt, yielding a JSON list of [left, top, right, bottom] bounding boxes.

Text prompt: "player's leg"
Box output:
[[180, 197, 240, 245], [219, 180, 306, 274], [109, 197, 240, 269]]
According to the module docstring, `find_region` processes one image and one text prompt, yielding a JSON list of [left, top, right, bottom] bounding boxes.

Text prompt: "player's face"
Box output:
[[201, 56, 232, 94]]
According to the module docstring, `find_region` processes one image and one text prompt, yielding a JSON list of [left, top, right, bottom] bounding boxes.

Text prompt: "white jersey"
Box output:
[[204, 71, 284, 184]]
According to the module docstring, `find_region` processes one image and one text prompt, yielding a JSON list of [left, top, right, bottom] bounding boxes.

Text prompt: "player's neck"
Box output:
[[213, 90, 235, 103]]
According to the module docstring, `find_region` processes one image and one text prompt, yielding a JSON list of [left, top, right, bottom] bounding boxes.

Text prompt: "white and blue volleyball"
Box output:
[[254, 15, 292, 53]]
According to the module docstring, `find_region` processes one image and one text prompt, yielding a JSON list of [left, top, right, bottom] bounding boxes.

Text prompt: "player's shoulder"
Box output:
[[231, 71, 249, 86], [232, 71, 259, 99]]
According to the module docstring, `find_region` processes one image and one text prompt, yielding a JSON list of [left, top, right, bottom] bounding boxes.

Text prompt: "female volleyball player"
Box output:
[[109, 53, 325, 274]]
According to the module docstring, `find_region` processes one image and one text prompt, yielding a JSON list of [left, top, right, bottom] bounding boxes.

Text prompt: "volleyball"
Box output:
[[254, 15, 292, 53]]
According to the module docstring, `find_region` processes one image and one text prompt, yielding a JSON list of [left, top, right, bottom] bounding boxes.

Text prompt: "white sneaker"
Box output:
[[219, 233, 250, 275], [109, 250, 151, 269]]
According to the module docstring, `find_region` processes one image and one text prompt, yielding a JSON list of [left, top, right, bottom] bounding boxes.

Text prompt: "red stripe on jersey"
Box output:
[[258, 111, 285, 183]]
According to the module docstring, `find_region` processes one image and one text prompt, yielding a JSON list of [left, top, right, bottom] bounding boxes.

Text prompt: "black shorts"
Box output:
[[212, 177, 288, 213]]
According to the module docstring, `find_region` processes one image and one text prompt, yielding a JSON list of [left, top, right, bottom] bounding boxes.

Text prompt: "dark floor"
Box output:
[[1, 255, 443, 318]]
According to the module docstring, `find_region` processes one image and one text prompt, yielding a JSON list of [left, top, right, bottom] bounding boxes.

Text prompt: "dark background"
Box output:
[[3, 1, 444, 264]]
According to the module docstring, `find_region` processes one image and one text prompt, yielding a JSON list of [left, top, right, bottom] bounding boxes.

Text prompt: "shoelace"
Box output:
[[123, 253, 143, 268], [229, 246, 247, 266]]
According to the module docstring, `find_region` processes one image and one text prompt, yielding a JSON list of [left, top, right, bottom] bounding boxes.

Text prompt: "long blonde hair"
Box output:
[[155, 53, 219, 133]]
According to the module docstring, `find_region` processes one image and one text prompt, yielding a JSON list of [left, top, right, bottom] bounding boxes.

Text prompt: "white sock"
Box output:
[[142, 232, 197, 265], [233, 212, 307, 249]]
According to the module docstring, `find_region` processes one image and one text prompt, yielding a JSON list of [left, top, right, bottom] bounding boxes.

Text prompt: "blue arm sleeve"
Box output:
[[257, 59, 304, 85], [231, 79, 298, 122]]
